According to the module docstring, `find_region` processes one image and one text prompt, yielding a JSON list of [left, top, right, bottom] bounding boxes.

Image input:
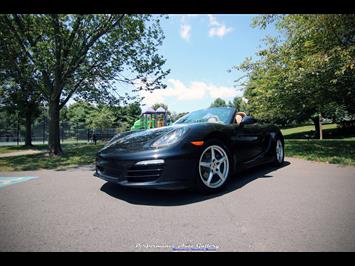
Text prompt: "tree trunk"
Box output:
[[312, 116, 320, 139], [312, 114, 323, 140], [24, 109, 33, 147], [48, 97, 63, 155]]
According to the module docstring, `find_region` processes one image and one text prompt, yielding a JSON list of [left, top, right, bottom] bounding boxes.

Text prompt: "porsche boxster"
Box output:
[[94, 107, 284, 193]]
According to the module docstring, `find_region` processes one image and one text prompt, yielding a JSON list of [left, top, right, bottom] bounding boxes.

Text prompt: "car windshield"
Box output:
[[174, 107, 235, 125]]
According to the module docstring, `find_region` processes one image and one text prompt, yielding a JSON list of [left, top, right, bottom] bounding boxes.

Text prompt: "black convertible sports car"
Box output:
[[94, 107, 284, 193]]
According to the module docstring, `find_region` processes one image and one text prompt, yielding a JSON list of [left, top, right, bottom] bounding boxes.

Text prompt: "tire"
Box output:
[[272, 136, 284, 166], [195, 139, 232, 194]]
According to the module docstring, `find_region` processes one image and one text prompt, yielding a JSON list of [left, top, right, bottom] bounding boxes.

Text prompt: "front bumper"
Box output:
[[94, 145, 200, 190]]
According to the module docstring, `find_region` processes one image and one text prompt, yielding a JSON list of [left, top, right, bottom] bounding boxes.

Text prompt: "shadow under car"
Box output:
[[99, 161, 291, 206]]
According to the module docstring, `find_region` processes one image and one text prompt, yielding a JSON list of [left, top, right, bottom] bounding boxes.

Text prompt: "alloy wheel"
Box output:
[[276, 139, 284, 163], [199, 145, 230, 189]]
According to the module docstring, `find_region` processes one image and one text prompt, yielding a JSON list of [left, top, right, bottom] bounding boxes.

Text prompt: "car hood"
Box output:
[[99, 124, 186, 153]]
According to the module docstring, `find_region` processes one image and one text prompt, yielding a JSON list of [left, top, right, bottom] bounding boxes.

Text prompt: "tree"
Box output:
[[64, 101, 142, 132], [66, 101, 95, 126], [210, 98, 227, 108], [0, 33, 43, 147], [171, 112, 189, 122], [126, 102, 142, 119], [87, 107, 115, 129], [0, 14, 170, 155], [152, 103, 168, 111], [235, 14, 355, 136], [115, 101, 142, 131], [0, 102, 19, 141], [228, 96, 248, 113], [0, 85, 42, 146], [152, 103, 167, 110], [152, 103, 171, 116]]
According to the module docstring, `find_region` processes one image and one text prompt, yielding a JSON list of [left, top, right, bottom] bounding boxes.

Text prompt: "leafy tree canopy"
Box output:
[[86, 107, 116, 129], [151, 103, 171, 116], [0, 14, 170, 154], [227, 96, 248, 113], [210, 98, 227, 108], [66, 101, 96, 125], [234, 14, 355, 128]]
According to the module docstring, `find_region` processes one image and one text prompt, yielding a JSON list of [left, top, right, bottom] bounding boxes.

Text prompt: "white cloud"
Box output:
[[207, 83, 238, 98], [139, 79, 241, 107], [209, 24, 233, 37], [207, 15, 233, 38], [178, 14, 233, 41], [180, 24, 191, 41], [140, 90, 166, 106], [165, 79, 206, 100], [208, 14, 220, 26]]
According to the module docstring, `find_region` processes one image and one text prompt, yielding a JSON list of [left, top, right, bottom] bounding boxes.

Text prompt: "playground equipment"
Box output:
[[156, 107, 167, 128], [130, 106, 170, 131], [141, 106, 156, 129]]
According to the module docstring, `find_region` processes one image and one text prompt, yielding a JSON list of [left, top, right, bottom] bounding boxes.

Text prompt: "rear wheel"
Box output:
[[196, 139, 231, 194], [273, 137, 284, 166]]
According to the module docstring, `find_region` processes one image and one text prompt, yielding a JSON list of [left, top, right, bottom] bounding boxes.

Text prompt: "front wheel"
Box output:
[[196, 140, 231, 194]]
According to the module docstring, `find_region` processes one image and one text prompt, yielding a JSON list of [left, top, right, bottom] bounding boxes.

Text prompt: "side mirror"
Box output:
[[240, 116, 256, 126]]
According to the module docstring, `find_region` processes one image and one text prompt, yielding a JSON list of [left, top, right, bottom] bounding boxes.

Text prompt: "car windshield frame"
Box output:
[[174, 107, 236, 125]]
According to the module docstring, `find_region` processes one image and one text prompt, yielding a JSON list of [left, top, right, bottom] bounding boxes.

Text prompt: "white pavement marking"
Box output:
[[0, 176, 38, 188]]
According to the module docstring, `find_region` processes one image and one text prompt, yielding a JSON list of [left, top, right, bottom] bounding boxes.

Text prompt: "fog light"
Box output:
[[135, 159, 164, 166]]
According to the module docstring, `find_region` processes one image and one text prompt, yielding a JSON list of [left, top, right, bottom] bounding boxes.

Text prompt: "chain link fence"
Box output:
[[0, 119, 119, 146]]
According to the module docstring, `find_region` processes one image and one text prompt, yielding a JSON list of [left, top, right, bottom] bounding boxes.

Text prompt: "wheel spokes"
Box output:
[[217, 157, 226, 164], [200, 162, 211, 168], [211, 147, 215, 161], [216, 169, 225, 181], [206, 171, 214, 185], [199, 145, 229, 189]]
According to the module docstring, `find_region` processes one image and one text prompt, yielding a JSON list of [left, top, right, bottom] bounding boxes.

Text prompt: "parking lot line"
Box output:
[[0, 176, 38, 188]]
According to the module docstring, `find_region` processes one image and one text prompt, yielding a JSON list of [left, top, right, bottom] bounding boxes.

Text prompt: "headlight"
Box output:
[[151, 127, 188, 148]]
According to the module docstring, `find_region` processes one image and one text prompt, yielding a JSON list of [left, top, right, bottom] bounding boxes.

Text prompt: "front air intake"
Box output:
[[126, 163, 164, 182]]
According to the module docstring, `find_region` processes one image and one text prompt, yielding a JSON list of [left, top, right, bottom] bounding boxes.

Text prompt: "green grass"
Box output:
[[285, 139, 355, 166], [0, 143, 104, 171], [281, 123, 355, 165], [281, 123, 341, 139]]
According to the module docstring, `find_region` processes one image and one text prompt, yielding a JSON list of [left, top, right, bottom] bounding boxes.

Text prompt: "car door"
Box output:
[[231, 117, 264, 163]]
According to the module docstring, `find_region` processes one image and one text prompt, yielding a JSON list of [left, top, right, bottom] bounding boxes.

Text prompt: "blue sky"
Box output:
[[132, 15, 279, 113]]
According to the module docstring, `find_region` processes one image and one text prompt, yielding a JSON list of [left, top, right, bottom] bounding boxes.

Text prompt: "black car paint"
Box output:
[[94, 108, 283, 190]]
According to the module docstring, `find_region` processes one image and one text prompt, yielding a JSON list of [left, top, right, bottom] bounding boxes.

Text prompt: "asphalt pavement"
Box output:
[[0, 158, 355, 252]]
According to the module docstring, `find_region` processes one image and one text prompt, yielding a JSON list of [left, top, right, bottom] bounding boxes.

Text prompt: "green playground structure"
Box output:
[[130, 106, 171, 131]]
